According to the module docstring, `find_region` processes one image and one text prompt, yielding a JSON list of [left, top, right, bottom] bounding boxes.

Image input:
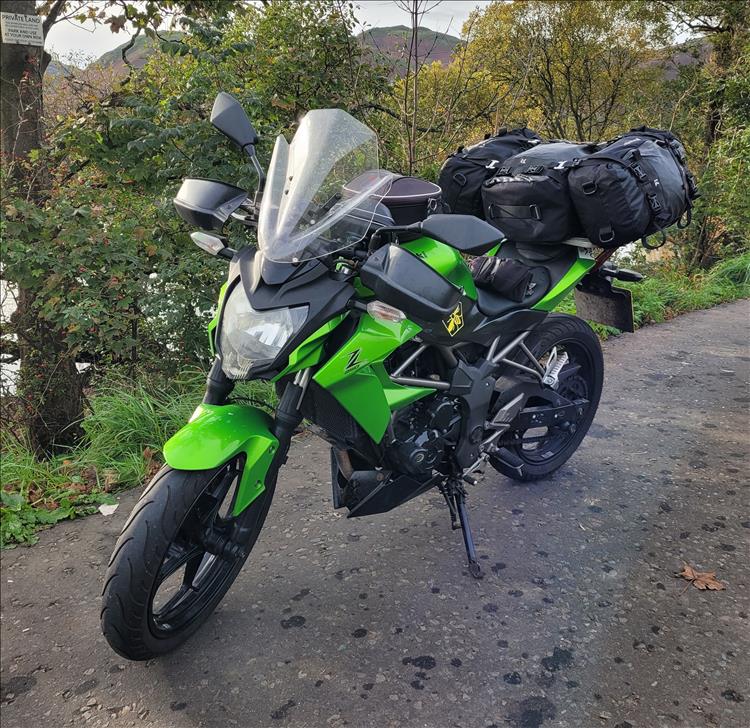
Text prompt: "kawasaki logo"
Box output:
[[345, 349, 361, 371], [442, 303, 464, 337]]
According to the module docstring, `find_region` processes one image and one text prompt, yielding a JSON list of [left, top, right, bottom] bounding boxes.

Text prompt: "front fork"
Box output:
[[203, 357, 309, 465]]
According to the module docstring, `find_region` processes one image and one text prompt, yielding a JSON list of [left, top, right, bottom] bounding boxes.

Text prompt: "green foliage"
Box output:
[[629, 250, 749, 324], [0, 450, 116, 548], [2, 1, 385, 384], [0, 371, 274, 547], [555, 251, 749, 335]]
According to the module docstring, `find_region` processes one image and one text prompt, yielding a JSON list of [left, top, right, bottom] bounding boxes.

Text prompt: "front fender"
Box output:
[[163, 404, 279, 515]]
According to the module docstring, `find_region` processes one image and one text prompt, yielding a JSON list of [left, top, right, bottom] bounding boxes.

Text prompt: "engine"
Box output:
[[385, 395, 462, 476]]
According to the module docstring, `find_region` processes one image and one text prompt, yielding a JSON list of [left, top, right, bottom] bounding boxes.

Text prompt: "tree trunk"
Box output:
[[1, 0, 84, 454]]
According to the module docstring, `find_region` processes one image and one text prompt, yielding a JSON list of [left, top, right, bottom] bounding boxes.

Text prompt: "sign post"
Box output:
[[0, 12, 44, 47]]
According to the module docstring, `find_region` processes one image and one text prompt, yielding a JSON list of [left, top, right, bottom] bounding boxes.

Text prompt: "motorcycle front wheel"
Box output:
[[101, 458, 274, 660]]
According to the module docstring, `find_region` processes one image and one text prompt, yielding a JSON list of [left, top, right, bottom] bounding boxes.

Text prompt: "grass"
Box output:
[[1, 252, 748, 547], [627, 252, 750, 327], [0, 371, 274, 547], [555, 250, 750, 338]]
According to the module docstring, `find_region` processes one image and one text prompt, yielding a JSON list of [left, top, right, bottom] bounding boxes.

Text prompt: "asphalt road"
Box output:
[[2, 301, 749, 728]]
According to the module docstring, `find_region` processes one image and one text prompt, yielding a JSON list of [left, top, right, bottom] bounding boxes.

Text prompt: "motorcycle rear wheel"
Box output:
[[490, 313, 603, 482], [101, 459, 274, 660]]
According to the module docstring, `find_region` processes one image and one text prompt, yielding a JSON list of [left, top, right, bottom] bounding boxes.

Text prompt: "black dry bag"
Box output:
[[481, 141, 599, 243], [568, 127, 699, 249], [438, 128, 542, 218]]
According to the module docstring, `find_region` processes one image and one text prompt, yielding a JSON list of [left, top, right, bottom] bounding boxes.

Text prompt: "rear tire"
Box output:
[[101, 461, 275, 660], [490, 313, 603, 482]]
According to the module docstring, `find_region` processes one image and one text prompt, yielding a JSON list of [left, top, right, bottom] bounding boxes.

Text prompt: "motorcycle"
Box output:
[[101, 93, 642, 660]]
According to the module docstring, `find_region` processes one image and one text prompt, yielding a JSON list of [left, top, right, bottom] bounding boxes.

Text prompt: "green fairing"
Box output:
[[207, 282, 229, 356], [533, 253, 596, 311], [314, 314, 433, 442], [163, 404, 278, 515], [274, 314, 346, 380], [402, 237, 477, 300]]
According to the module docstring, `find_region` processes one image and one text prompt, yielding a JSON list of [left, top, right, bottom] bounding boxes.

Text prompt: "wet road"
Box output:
[[2, 300, 749, 728]]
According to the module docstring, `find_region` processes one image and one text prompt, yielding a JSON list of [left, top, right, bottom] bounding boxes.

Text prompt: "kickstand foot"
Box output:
[[453, 484, 483, 579]]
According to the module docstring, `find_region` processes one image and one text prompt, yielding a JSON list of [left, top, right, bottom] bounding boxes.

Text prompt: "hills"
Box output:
[[94, 32, 184, 74], [83, 25, 460, 77], [358, 25, 461, 72]]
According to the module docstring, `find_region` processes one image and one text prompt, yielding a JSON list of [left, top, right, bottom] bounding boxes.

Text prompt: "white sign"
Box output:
[[1, 12, 44, 47]]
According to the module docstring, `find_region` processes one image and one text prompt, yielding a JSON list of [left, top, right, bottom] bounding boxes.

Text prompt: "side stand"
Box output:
[[441, 479, 483, 579]]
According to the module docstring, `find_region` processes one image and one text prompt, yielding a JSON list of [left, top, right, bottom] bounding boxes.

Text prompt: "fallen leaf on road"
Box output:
[[98, 504, 119, 516], [676, 563, 725, 591]]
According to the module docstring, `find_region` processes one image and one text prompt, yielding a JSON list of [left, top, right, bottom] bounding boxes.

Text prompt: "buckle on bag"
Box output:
[[631, 163, 647, 181], [598, 227, 615, 245], [452, 172, 467, 186], [647, 194, 662, 212]]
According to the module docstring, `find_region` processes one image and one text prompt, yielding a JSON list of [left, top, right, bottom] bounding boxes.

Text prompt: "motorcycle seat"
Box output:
[[418, 214, 505, 255]]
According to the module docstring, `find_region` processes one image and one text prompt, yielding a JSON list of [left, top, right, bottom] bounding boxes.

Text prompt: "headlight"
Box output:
[[218, 285, 308, 378]]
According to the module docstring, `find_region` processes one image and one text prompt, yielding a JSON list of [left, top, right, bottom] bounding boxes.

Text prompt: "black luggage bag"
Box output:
[[381, 176, 443, 225], [568, 126, 699, 248], [481, 141, 599, 243], [438, 128, 542, 217]]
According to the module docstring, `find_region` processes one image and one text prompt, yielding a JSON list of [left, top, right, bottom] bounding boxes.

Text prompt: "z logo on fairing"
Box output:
[[345, 349, 362, 371], [442, 303, 464, 337]]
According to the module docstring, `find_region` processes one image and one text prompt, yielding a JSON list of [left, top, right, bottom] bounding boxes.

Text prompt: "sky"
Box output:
[[45, 1, 495, 65]]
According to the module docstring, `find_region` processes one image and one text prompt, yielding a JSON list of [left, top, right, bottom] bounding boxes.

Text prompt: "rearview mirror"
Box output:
[[210, 92, 258, 151]]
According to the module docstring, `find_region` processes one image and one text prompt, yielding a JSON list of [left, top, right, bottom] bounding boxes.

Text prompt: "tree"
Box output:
[[2, 0, 83, 455], [357, 3, 511, 177], [653, 1, 750, 267], [463, 0, 665, 141], [0, 0, 241, 454]]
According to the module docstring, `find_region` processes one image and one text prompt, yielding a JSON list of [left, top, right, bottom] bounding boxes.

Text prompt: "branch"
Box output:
[[42, 0, 69, 36], [349, 102, 440, 133], [121, 27, 142, 69]]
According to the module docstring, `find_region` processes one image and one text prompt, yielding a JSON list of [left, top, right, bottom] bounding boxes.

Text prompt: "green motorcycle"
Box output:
[[102, 93, 640, 660]]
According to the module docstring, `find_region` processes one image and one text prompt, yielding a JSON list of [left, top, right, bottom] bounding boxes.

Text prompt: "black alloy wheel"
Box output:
[[490, 313, 603, 481], [101, 457, 275, 660]]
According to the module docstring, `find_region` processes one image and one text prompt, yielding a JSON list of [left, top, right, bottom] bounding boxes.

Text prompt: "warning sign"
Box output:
[[1, 12, 44, 47]]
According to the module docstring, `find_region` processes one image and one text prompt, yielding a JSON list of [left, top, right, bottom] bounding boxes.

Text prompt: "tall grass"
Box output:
[[1, 370, 274, 546], [82, 370, 205, 484], [627, 250, 750, 327]]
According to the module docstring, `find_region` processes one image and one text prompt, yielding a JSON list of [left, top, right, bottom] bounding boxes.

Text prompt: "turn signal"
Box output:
[[367, 301, 406, 323]]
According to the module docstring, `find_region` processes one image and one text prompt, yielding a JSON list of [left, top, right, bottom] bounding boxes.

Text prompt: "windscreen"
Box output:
[[257, 109, 395, 262]]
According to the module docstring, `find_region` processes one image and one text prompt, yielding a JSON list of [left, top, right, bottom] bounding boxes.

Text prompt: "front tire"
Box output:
[[101, 460, 274, 660], [490, 313, 603, 482]]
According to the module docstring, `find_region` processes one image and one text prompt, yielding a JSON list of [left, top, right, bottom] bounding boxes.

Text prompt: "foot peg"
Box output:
[[489, 448, 525, 479]]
